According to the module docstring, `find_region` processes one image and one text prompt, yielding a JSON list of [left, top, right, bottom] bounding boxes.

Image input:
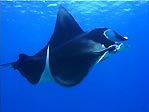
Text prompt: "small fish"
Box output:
[[0, 6, 128, 87]]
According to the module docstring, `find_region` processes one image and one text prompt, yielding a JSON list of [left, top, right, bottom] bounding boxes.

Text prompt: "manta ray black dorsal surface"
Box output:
[[49, 6, 84, 49], [49, 7, 128, 87], [9, 6, 84, 85], [34, 6, 84, 57], [0, 6, 128, 87]]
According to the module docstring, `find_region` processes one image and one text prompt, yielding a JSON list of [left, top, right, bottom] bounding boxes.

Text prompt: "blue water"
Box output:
[[1, 1, 149, 112]]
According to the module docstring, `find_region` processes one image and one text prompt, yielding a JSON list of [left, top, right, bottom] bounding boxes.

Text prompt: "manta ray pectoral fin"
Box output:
[[39, 45, 54, 82], [49, 6, 84, 48]]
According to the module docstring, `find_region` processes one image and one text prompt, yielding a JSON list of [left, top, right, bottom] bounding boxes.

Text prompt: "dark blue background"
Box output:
[[1, 1, 149, 112]]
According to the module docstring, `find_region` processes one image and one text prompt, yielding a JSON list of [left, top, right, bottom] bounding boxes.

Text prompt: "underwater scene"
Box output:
[[1, 1, 149, 112]]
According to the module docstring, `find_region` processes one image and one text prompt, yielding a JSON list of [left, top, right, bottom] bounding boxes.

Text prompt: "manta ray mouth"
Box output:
[[112, 42, 129, 53]]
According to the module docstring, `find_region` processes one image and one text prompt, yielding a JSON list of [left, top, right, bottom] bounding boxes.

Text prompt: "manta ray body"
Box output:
[[0, 6, 128, 87]]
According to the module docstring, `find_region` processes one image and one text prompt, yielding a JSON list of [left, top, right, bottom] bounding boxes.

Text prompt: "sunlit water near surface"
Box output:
[[1, 1, 149, 112]]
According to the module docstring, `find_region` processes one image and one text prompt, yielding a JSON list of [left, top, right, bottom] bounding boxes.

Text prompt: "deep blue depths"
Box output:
[[1, 1, 149, 112]]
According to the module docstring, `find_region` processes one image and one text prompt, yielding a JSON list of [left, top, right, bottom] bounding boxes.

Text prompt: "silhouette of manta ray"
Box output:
[[0, 6, 128, 87]]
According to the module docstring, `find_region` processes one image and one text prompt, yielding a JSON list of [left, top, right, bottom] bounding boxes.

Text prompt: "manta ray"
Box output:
[[0, 6, 128, 87]]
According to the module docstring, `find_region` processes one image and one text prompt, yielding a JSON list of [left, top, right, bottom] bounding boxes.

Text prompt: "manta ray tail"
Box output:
[[0, 62, 16, 68]]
